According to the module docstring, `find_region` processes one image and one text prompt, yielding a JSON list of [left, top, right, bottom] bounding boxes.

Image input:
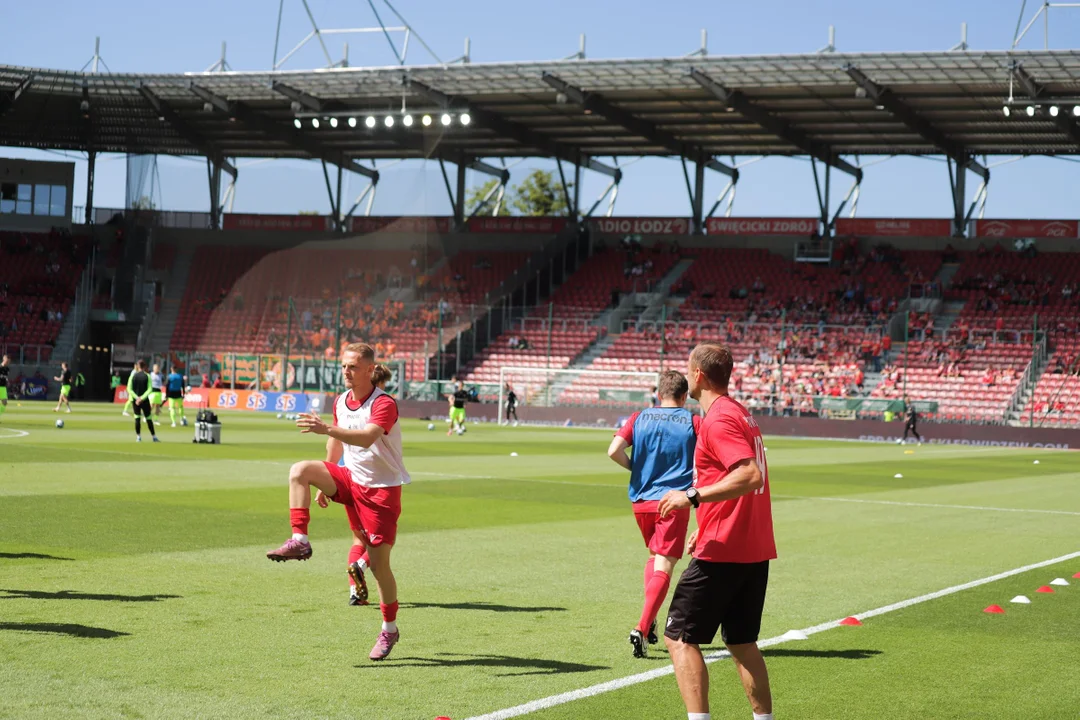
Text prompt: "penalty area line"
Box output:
[[0, 428, 30, 439], [463, 549, 1080, 720]]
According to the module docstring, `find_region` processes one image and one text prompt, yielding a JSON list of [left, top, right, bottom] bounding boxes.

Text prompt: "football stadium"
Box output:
[[2, 2, 1080, 718]]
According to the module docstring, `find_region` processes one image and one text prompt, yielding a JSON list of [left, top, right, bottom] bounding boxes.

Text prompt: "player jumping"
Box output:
[[166, 366, 187, 427], [0, 354, 10, 423], [315, 364, 393, 607], [608, 370, 700, 658], [53, 362, 73, 413], [447, 380, 468, 436], [267, 343, 409, 661]]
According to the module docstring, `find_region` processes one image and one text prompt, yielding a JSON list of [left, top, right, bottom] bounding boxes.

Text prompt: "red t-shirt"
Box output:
[[693, 395, 777, 564]]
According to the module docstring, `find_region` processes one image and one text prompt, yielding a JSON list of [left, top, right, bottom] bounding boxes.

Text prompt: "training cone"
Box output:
[[1033, 460, 1040, 465], [983, 605, 1005, 614], [1073, 572, 1080, 579], [780, 629, 809, 641], [1010, 596, 1031, 604], [894, 473, 904, 479], [904, 450, 915, 454], [1050, 578, 1069, 586], [510, 452, 518, 457], [1035, 586, 1055, 594], [839, 616, 862, 626]]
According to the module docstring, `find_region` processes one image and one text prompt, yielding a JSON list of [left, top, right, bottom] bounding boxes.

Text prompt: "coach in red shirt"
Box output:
[[658, 342, 777, 720]]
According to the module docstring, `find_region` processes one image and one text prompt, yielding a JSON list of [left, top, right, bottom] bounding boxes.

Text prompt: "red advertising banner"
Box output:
[[350, 216, 452, 234], [834, 218, 953, 237], [588, 217, 689, 236], [222, 214, 331, 232], [706, 217, 819, 236], [974, 219, 1079, 239], [466, 216, 568, 233]]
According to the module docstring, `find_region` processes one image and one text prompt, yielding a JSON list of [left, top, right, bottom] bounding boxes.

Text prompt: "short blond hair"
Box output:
[[342, 342, 375, 362]]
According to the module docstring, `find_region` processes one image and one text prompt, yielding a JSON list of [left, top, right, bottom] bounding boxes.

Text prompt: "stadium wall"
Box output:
[[396, 400, 1077, 448]]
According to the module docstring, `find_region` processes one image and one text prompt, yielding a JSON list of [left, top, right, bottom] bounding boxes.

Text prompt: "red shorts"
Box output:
[[633, 500, 690, 559], [323, 462, 402, 547]]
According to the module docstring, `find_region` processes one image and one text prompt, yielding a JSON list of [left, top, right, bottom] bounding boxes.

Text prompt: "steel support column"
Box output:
[[454, 157, 467, 229], [948, 157, 967, 237], [207, 158, 223, 230], [692, 157, 706, 235], [811, 159, 832, 234], [85, 150, 96, 225]]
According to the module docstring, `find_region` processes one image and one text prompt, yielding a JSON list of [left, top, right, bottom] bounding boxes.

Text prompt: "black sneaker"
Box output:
[[347, 561, 369, 605], [629, 629, 648, 658], [348, 592, 366, 607], [647, 621, 659, 645]]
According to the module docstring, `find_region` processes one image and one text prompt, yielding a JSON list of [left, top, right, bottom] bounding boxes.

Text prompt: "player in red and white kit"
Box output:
[[266, 342, 410, 661]]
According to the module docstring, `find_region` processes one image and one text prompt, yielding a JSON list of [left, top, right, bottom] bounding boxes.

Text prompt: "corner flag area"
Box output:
[[1, 404, 1078, 719]]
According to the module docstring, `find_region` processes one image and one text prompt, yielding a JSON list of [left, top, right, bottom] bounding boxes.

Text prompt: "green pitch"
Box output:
[[1, 403, 1078, 719]]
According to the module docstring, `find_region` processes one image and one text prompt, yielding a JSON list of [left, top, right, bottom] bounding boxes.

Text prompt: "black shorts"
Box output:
[[166, 390, 183, 400], [134, 401, 153, 418], [664, 558, 769, 647]]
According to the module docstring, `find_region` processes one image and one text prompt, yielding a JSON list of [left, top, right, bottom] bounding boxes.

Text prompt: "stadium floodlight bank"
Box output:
[[497, 366, 660, 426]]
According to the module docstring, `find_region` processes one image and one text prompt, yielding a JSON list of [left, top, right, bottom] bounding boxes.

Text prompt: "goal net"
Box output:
[[496, 366, 660, 426]]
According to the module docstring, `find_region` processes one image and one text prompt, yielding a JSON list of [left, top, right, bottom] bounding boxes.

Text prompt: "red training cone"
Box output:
[[1035, 586, 1055, 594], [839, 616, 863, 626], [983, 605, 1005, 614], [1073, 572, 1080, 579]]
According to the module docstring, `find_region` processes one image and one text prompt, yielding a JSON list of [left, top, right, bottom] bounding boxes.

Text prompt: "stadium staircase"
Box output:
[[145, 246, 193, 353], [636, 257, 694, 324], [50, 261, 96, 365]]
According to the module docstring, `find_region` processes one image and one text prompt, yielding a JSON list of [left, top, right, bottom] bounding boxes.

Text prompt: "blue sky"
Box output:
[[2, 0, 1079, 220]]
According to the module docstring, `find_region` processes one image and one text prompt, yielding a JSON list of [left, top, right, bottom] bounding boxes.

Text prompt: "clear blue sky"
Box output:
[[2, 0, 1079, 220]]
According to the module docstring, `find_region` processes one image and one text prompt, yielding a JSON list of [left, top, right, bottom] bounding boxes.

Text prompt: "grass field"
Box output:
[[1, 402, 1079, 720]]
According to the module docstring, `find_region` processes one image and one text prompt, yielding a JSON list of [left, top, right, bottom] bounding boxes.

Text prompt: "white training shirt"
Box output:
[[333, 387, 410, 488], [151, 372, 163, 390]]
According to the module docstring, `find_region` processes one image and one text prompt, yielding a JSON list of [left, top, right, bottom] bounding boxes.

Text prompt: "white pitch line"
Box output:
[[0, 428, 30, 439], [777, 495, 1080, 517], [464, 549, 1080, 720]]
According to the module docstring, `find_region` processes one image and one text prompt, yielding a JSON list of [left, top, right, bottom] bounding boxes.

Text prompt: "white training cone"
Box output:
[[1033, 460, 1040, 465], [509, 452, 519, 457], [894, 473, 904, 479], [1050, 578, 1069, 586], [1010, 595, 1031, 604], [780, 630, 808, 641]]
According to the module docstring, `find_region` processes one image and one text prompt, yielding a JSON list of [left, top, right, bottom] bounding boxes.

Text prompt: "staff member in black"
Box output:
[[129, 360, 160, 443], [0, 354, 10, 422], [901, 396, 922, 445], [505, 382, 519, 425]]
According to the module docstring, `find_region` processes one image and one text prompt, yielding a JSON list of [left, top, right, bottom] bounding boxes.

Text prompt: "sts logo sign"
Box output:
[[275, 394, 297, 412], [247, 392, 267, 411], [217, 391, 238, 408]]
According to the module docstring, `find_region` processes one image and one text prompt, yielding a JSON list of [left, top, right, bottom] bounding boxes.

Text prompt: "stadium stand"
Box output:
[[0, 229, 89, 361], [542, 242, 678, 319]]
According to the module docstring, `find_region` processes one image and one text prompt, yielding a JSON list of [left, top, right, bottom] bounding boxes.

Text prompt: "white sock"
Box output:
[[357, 558, 369, 572], [753, 714, 774, 720], [382, 620, 397, 633], [688, 714, 710, 720], [292, 533, 309, 543]]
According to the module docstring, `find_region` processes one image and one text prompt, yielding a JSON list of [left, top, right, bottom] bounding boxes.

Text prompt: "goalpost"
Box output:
[[496, 366, 661, 426]]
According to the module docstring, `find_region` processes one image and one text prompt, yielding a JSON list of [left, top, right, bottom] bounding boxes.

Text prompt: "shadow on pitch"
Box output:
[[357, 652, 608, 676], [0, 622, 129, 639], [0, 589, 181, 603], [763, 648, 882, 660], [0, 552, 74, 561], [400, 601, 566, 613]]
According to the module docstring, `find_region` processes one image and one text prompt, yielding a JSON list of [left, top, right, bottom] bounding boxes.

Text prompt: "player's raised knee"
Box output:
[[288, 460, 320, 485]]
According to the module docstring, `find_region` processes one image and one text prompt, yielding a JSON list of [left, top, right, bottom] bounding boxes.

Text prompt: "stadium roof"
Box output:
[[3, 50, 1080, 165]]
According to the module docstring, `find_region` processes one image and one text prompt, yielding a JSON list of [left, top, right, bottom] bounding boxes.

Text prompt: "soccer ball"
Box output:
[[427, 423, 435, 431], [456, 427, 465, 436], [276, 413, 283, 419], [55, 419, 64, 429]]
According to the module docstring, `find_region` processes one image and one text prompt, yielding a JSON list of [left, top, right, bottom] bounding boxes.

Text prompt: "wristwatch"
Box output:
[[685, 487, 700, 508]]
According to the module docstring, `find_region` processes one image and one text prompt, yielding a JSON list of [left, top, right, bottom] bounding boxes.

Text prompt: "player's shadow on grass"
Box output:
[[762, 648, 882, 660], [400, 601, 566, 613], [0, 589, 180, 603], [0, 622, 129, 639], [358, 653, 608, 677], [0, 552, 74, 561]]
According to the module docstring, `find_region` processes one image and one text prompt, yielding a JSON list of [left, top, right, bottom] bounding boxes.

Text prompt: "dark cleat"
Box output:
[[647, 621, 659, 645], [629, 629, 648, 658], [347, 561, 369, 604]]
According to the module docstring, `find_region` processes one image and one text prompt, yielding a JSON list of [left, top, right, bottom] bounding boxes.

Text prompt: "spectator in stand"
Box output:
[[981, 367, 995, 387], [201, 374, 211, 388]]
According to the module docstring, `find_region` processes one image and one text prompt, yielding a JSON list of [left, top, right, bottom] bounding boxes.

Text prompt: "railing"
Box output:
[[0, 343, 54, 366], [73, 206, 213, 229], [1006, 333, 1049, 420]]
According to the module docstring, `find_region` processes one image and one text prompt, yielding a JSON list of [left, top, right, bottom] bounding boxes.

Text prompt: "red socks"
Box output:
[[289, 508, 310, 536], [347, 545, 365, 586], [638, 570, 671, 635], [643, 557, 655, 594], [380, 601, 399, 623]]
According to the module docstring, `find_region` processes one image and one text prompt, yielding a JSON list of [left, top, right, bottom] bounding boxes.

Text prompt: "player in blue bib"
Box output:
[[608, 370, 700, 658]]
